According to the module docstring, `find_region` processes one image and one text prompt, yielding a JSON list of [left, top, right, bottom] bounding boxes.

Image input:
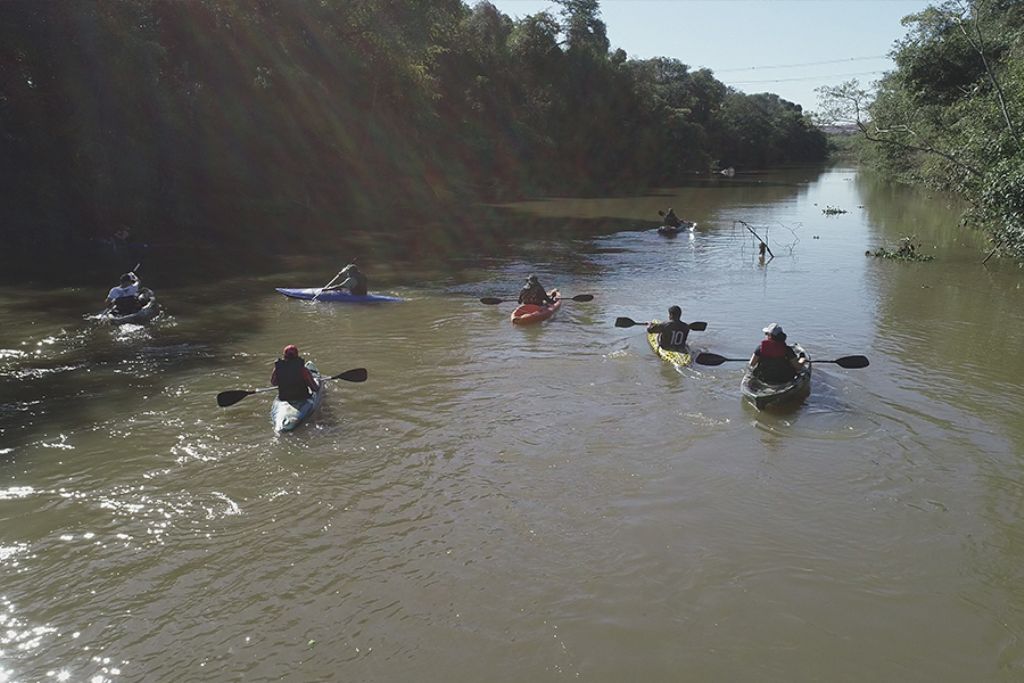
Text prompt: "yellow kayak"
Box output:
[[646, 321, 691, 367]]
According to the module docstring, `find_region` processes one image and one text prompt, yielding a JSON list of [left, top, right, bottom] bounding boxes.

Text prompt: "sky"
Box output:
[[485, 0, 934, 114]]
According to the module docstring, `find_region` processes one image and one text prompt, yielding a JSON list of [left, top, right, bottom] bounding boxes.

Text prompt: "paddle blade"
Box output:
[[570, 294, 594, 302], [614, 317, 641, 328], [688, 321, 708, 331], [217, 390, 254, 407], [480, 297, 505, 305], [829, 355, 870, 369], [332, 368, 368, 382]]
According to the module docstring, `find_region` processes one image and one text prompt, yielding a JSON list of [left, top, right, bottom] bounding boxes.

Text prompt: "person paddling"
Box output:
[[518, 275, 556, 306], [662, 208, 682, 228], [105, 271, 143, 314], [749, 323, 807, 383], [324, 264, 368, 296], [647, 305, 690, 351], [271, 345, 319, 401]]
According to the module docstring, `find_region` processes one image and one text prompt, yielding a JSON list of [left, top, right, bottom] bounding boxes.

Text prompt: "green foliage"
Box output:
[[0, 0, 829, 270], [716, 93, 827, 168], [868, 237, 936, 262], [819, 0, 1024, 262], [557, 0, 610, 54]]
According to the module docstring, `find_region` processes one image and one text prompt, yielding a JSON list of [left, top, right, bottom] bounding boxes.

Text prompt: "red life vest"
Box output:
[[758, 338, 788, 358], [755, 338, 795, 382]]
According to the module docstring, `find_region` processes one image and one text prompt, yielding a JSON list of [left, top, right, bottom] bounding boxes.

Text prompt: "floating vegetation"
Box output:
[[867, 237, 935, 262], [822, 205, 848, 215]]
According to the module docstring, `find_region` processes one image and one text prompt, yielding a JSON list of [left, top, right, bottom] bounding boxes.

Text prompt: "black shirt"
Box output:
[[649, 320, 689, 350]]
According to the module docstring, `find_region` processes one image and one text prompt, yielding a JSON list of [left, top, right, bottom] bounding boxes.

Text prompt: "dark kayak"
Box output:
[[276, 287, 402, 303], [657, 221, 697, 236], [741, 344, 811, 410], [90, 290, 161, 325]]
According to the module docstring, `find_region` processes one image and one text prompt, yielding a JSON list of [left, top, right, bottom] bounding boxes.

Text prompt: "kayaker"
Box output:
[[748, 323, 806, 383], [647, 305, 690, 350], [663, 208, 682, 228], [518, 275, 556, 306], [271, 345, 319, 401], [324, 264, 368, 296], [105, 272, 142, 314]]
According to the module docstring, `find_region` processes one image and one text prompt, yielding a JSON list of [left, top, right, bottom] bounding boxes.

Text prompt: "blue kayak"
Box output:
[[275, 287, 402, 303]]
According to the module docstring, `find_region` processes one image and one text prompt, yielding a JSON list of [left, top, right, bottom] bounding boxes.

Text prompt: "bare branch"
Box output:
[[817, 80, 983, 177], [864, 125, 982, 176]]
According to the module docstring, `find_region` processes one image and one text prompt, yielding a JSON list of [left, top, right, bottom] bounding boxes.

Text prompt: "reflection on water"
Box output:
[[1, 167, 1023, 681]]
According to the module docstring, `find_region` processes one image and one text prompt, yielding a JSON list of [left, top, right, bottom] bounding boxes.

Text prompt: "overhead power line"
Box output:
[[730, 69, 888, 85], [708, 55, 888, 73]]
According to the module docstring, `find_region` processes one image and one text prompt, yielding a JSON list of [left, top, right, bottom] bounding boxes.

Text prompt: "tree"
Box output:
[[557, 0, 609, 54], [817, 0, 1024, 260]]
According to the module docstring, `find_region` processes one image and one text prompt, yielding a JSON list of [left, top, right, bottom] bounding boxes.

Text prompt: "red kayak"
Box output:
[[510, 290, 561, 325]]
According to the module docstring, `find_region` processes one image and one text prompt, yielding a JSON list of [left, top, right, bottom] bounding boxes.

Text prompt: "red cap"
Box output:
[[282, 344, 299, 358]]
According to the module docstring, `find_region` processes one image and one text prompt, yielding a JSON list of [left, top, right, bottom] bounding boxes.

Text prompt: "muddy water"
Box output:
[[1, 167, 1022, 681]]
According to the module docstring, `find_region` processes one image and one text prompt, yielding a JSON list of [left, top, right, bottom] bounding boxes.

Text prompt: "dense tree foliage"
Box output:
[[818, 0, 1024, 261], [0, 0, 826, 271]]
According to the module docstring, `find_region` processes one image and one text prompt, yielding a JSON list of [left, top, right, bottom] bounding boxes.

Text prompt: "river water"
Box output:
[[2, 167, 1023, 681]]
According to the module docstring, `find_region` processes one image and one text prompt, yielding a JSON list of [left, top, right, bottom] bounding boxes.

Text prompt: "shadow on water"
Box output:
[[1, 163, 830, 290], [0, 211, 620, 454], [2, 206, 643, 289], [0, 166, 826, 454]]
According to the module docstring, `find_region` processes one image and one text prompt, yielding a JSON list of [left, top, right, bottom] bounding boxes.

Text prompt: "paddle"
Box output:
[[311, 265, 348, 302], [614, 317, 708, 331], [216, 368, 369, 407], [480, 294, 594, 305], [309, 260, 354, 303], [694, 352, 869, 368]]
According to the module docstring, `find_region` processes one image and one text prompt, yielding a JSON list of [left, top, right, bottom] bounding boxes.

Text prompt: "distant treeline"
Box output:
[[0, 0, 826, 272], [819, 0, 1024, 262]]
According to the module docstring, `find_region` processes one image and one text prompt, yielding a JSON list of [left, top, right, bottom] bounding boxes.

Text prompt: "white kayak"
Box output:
[[270, 361, 324, 432]]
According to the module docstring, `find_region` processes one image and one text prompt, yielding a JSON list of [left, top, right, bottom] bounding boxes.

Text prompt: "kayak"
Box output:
[[92, 290, 161, 325], [741, 344, 811, 410], [276, 287, 402, 303], [271, 361, 324, 432], [657, 221, 697, 236], [511, 290, 561, 325], [646, 321, 692, 367]]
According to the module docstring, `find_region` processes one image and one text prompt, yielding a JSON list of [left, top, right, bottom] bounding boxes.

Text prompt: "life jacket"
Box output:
[[755, 338, 796, 383], [518, 284, 548, 306], [657, 320, 690, 350], [113, 295, 142, 314], [275, 357, 311, 401]]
